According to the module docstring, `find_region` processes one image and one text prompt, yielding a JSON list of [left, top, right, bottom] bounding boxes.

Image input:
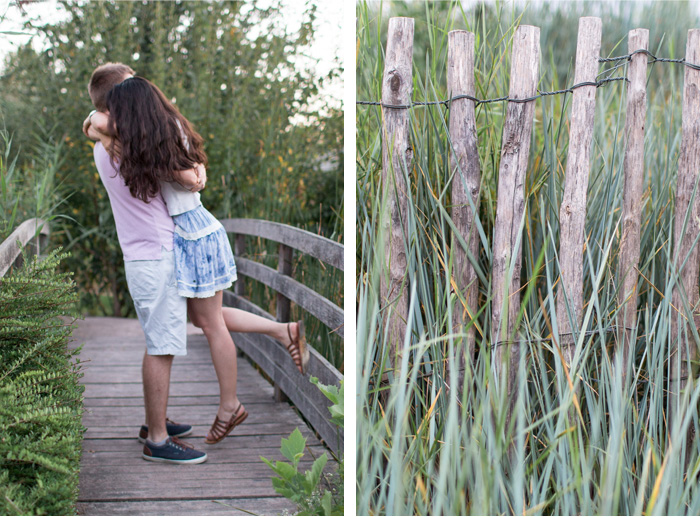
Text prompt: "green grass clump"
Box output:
[[357, 1, 700, 515], [0, 249, 84, 515]]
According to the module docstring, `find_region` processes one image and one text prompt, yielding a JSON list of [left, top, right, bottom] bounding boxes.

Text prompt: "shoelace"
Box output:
[[171, 436, 194, 450]]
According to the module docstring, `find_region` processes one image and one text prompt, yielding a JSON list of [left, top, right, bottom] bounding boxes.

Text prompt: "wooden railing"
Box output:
[[220, 218, 344, 454], [0, 218, 49, 277]]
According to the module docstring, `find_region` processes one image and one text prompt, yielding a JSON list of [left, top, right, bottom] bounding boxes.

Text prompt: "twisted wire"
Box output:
[[357, 50, 700, 109]]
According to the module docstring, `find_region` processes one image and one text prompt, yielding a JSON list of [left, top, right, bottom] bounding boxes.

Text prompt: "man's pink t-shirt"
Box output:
[[93, 142, 174, 261]]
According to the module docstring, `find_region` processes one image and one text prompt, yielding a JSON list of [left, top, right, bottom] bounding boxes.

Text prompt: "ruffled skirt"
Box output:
[[172, 205, 237, 298]]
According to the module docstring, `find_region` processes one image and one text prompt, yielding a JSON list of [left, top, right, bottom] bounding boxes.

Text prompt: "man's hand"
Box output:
[[192, 163, 207, 192], [172, 163, 207, 192], [82, 111, 95, 138]]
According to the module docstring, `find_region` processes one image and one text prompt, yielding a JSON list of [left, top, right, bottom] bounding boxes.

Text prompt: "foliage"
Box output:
[[311, 376, 343, 427], [261, 378, 344, 516], [0, 248, 84, 516], [357, 1, 700, 515], [0, 1, 343, 339]]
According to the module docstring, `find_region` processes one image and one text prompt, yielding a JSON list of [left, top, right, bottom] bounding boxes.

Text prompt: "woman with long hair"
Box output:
[[92, 76, 309, 444]]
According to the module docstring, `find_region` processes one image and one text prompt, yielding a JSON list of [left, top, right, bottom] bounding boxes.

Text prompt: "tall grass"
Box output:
[[357, 1, 700, 514], [0, 125, 71, 239]]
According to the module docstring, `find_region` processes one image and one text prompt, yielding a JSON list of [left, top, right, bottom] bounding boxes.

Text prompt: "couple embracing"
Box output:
[[83, 63, 309, 464]]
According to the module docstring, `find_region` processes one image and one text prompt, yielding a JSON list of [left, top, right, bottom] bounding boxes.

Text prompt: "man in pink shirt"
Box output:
[[85, 63, 207, 464]]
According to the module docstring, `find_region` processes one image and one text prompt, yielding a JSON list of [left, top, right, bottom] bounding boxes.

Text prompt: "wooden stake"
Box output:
[[556, 17, 602, 365], [491, 25, 540, 406], [671, 29, 700, 401], [447, 30, 481, 387], [617, 29, 649, 377], [380, 17, 414, 370]]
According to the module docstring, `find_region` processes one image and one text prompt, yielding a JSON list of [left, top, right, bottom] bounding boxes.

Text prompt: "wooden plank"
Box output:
[[83, 422, 309, 440], [82, 402, 303, 426], [0, 218, 49, 277], [79, 476, 281, 501], [236, 257, 343, 336], [491, 25, 540, 421], [81, 433, 319, 453], [448, 30, 481, 384], [556, 17, 602, 365], [77, 497, 292, 516], [617, 29, 649, 378], [83, 396, 225, 407], [671, 29, 700, 400], [220, 218, 343, 271], [234, 233, 246, 296], [381, 16, 414, 369], [230, 331, 343, 454], [80, 365, 264, 384]]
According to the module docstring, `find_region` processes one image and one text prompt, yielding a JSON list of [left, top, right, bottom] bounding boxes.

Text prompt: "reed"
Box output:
[[357, 1, 700, 514]]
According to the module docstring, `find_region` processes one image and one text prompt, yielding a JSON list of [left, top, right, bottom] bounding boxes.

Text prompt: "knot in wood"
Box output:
[[389, 71, 401, 94]]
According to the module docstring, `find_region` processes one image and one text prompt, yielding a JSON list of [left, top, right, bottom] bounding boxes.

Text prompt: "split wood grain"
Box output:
[[448, 30, 482, 384], [381, 17, 414, 368], [671, 29, 700, 400], [617, 28, 649, 377], [491, 25, 540, 407], [556, 17, 602, 365]]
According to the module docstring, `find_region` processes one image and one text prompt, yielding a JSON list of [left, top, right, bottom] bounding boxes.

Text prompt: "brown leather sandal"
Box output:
[[204, 403, 248, 444], [286, 320, 309, 374]]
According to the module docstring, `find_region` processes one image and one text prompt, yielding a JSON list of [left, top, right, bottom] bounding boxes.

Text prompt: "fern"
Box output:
[[0, 248, 84, 515]]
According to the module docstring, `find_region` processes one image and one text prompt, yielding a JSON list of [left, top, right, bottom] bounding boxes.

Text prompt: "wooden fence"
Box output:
[[379, 17, 700, 404], [0, 218, 49, 276], [221, 218, 344, 454]]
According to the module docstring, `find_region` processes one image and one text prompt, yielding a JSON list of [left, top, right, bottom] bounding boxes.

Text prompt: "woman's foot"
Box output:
[[205, 402, 248, 444], [285, 320, 309, 374]]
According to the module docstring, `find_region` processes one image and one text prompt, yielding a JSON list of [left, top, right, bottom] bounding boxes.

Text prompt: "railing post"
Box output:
[[380, 17, 414, 373], [490, 24, 540, 430], [234, 234, 246, 297], [556, 17, 602, 366], [275, 243, 293, 402]]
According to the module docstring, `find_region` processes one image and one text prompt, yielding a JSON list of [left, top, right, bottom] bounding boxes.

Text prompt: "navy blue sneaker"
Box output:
[[138, 418, 193, 443], [142, 436, 207, 464]]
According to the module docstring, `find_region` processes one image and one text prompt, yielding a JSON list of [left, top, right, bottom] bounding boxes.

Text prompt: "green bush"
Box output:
[[0, 248, 84, 516]]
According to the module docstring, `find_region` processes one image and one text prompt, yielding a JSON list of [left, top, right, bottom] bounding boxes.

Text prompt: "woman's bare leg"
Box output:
[[220, 307, 300, 346], [187, 292, 240, 427]]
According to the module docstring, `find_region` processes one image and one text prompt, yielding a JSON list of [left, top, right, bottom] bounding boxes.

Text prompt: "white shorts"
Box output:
[[124, 249, 187, 356]]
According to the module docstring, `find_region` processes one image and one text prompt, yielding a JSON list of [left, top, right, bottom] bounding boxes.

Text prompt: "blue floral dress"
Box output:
[[161, 181, 237, 298]]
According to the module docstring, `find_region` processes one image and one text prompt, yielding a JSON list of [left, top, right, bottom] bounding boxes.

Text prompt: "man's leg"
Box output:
[[142, 352, 173, 443]]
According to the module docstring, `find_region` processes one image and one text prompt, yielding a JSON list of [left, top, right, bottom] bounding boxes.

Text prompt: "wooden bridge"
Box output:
[[1, 218, 344, 516]]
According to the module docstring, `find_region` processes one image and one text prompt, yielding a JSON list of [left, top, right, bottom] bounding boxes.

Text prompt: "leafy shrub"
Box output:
[[0, 248, 84, 516], [261, 378, 344, 516]]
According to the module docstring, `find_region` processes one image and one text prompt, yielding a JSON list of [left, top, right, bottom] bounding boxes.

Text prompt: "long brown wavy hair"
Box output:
[[105, 76, 208, 202]]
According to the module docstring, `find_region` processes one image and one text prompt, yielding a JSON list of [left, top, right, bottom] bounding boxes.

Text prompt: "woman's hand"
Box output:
[[172, 163, 207, 192]]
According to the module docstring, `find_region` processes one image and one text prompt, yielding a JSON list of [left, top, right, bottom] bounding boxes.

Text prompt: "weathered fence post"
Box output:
[[447, 30, 481, 389], [617, 29, 649, 378], [556, 17, 602, 366], [275, 243, 294, 402], [234, 234, 246, 297], [380, 17, 414, 372], [670, 29, 700, 422], [491, 25, 540, 418]]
